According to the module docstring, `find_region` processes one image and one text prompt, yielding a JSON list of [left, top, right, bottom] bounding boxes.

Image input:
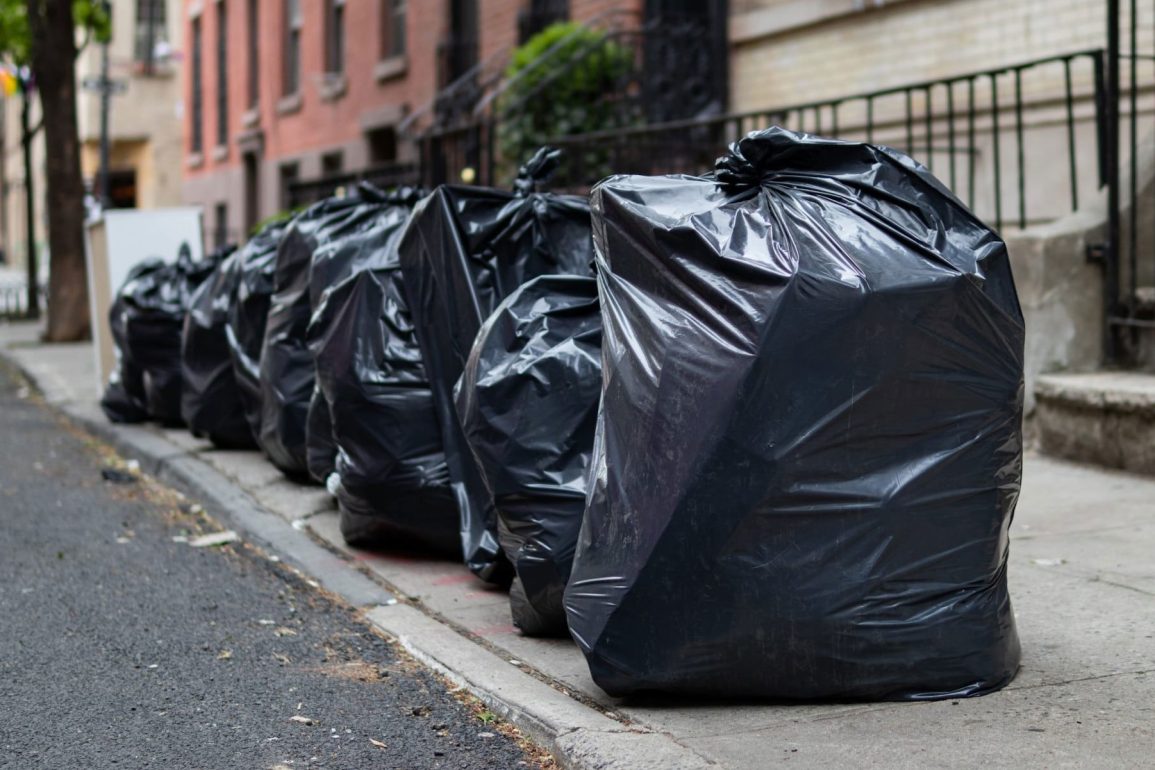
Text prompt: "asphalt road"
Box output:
[[0, 361, 539, 770]]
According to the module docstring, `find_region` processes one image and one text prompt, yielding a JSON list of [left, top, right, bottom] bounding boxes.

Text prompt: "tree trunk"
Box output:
[[28, 0, 90, 342]]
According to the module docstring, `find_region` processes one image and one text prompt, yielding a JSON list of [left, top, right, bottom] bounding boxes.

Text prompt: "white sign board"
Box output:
[[86, 207, 204, 396]]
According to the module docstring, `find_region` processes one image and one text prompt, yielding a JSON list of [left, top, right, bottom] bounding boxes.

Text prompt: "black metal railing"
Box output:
[[549, 50, 1108, 235], [286, 161, 421, 209], [1106, 0, 1155, 362], [415, 8, 734, 190]]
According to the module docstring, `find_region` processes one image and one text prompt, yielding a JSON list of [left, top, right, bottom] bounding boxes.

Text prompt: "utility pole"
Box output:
[[20, 85, 39, 320], [0, 98, 8, 265], [98, 1, 112, 209]]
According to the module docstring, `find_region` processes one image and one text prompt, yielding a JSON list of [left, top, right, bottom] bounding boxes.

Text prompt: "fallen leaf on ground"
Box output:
[[273, 653, 291, 665], [273, 627, 298, 637], [290, 715, 316, 725], [188, 531, 239, 548], [369, 738, 387, 749], [217, 650, 233, 660]]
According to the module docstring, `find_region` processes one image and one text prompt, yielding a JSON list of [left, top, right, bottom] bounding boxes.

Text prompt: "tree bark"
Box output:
[[28, 0, 90, 341]]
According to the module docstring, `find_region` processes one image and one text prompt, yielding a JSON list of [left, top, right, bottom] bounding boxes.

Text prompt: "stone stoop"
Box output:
[[1034, 371, 1155, 474]]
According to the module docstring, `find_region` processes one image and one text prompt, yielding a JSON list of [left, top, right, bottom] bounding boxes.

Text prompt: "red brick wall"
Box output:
[[571, 0, 642, 26], [182, 0, 643, 178], [479, 0, 523, 69], [184, 0, 447, 177], [477, 0, 644, 76]]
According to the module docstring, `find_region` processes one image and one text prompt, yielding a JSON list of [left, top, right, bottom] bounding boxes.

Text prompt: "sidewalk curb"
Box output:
[[1, 349, 716, 770]]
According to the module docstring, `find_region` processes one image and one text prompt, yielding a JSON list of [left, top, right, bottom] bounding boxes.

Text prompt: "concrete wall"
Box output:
[[729, 0, 1115, 111], [725, 0, 1155, 235], [1007, 123, 1155, 418], [1006, 209, 1106, 417]]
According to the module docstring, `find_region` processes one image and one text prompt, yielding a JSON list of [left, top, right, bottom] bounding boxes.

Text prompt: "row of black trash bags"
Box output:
[[102, 129, 1026, 702]]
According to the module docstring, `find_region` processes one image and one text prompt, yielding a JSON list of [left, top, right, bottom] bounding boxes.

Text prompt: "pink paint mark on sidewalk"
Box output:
[[432, 573, 476, 586]]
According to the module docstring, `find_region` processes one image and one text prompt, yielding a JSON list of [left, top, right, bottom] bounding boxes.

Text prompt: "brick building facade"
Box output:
[[180, 0, 645, 246]]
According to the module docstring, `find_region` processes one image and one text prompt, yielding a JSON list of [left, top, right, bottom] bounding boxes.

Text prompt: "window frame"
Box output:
[[283, 0, 303, 96], [325, 0, 347, 75], [134, 0, 169, 71], [214, 201, 229, 249], [380, 0, 406, 61], [216, 0, 229, 147], [247, 0, 259, 109], [190, 16, 204, 154]]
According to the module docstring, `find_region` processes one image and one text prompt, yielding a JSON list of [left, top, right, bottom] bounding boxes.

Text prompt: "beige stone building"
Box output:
[[726, 0, 1152, 231], [1, 0, 184, 276]]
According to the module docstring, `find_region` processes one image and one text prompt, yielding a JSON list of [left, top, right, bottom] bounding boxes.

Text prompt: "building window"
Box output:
[[191, 17, 203, 154], [320, 151, 344, 178], [284, 0, 302, 96], [367, 127, 397, 165], [135, 0, 168, 71], [380, 0, 406, 60], [247, 0, 259, 109], [325, 0, 346, 75], [214, 202, 229, 249], [216, 0, 229, 146], [280, 162, 300, 210], [108, 170, 138, 209], [518, 0, 568, 43]]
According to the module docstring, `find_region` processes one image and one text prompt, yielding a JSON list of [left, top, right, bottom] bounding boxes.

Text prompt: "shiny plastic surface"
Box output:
[[307, 197, 459, 554], [101, 258, 167, 423], [398, 149, 595, 584], [257, 189, 390, 477], [455, 275, 602, 635], [180, 246, 255, 448], [227, 221, 288, 438], [304, 186, 425, 484], [102, 245, 222, 426], [565, 128, 1025, 700]]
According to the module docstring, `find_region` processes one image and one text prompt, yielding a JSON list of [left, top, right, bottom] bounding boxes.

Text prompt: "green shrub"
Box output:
[[497, 22, 634, 182]]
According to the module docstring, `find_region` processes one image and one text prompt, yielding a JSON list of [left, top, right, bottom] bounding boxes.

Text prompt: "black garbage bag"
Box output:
[[181, 244, 256, 448], [399, 148, 595, 584], [101, 259, 166, 423], [303, 186, 425, 485], [565, 127, 1025, 701], [227, 221, 288, 439], [455, 275, 602, 635], [308, 197, 459, 553], [102, 244, 224, 426], [258, 188, 389, 478]]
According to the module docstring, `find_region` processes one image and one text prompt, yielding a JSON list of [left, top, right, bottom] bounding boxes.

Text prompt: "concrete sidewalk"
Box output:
[[3, 319, 1153, 769]]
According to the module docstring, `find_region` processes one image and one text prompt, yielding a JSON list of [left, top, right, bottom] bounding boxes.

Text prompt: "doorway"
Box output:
[[242, 151, 260, 235]]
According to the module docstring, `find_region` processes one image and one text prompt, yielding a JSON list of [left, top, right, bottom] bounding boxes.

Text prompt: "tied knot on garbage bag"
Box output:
[[714, 127, 873, 194], [513, 146, 563, 197], [713, 128, 798, 193]]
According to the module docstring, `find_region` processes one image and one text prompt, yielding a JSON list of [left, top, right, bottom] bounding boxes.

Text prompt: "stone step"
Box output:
[[1034, 372, 1155, 475]]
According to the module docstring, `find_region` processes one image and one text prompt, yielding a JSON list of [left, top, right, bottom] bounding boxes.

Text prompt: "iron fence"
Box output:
[[0, 280, 43, 321], [1108, 0, 1155, 362], [286, 161, 421, 209], [549, 50, 1108, 235]]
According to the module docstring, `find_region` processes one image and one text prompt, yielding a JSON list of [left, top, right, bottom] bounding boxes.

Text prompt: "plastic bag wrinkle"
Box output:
[[565, 127, 1024, 701]]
